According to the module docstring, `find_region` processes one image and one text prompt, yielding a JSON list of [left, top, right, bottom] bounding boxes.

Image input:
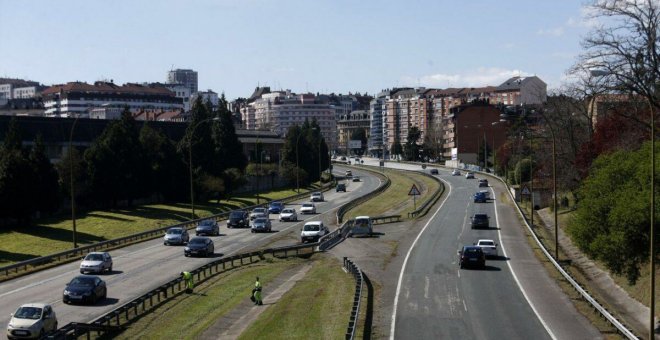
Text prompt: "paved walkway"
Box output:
[[536, 208, 653, 337], [198, 263, 312, 340]]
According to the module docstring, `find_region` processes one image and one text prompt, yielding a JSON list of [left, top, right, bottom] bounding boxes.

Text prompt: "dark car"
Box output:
[[63, 275, 107, 304], [430, 168, 439, 175], [336, 183, 346, 192], [195, 219, 219, 236], [227, 210, 249, 228], [478, 179, 489, 187], [268, 201, 285, 214], [251, 218, 272, 233], [184, 237, 214, 257], [474, 192, 487, 203], [471, 213, 490, 229], [459, 246, 486, 269]]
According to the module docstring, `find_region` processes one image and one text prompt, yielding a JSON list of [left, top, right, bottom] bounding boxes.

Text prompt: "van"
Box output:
[[300, 221, 327, 243], [351, 216, 373, 237]]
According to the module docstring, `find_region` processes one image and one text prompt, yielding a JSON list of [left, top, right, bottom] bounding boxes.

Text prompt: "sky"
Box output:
[[0, 0, 596, 100]]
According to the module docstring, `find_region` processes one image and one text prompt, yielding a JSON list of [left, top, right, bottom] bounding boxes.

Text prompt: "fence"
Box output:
[[343, 257, 364, 340], [1, 183, 333, 280]]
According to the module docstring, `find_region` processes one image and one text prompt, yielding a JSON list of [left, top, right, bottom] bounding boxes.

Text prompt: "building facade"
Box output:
[[0, 78, 41, 100], [42, 82, 183, 117], [337, 110, 370, 155], [493, 76, 547, 105], [166, 68, 198, 94]]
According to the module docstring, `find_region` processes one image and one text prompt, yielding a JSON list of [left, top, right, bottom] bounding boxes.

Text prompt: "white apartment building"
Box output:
[[167, 68, 198, 94], [163, 84, 191, 111], [42, 82, 183, 117]]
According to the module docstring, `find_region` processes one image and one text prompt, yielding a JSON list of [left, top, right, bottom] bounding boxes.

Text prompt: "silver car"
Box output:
[[250, 207, 268, 220], [164, 227, 190, 245], [6, 303, 57, 339], [279, 208, 298, 222], [251, 218, 272, 233], [80, 252, 113, 274]]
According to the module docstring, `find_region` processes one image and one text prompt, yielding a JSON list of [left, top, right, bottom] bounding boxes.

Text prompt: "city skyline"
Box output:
[[1, 0, 592, 99]]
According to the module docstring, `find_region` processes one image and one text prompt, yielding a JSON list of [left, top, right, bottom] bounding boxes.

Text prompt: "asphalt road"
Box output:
[[356, 158, 599, 340], [0, 166, 380, 339]]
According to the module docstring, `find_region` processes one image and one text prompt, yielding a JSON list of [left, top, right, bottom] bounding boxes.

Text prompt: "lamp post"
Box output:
[[69, 114, 81, 248], [188, 117, 218, 220], [648, 100, 655, 339]]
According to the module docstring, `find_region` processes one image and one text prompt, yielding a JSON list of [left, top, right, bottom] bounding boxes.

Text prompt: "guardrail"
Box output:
[[0, 183, 333, 280], [462, 166, 639, 339], [407, 171, 444, 218], [47, 242, 317, 339], [371, 214, 401, 224], [343, 257, 364, 340], [336, 168, 391, 224]]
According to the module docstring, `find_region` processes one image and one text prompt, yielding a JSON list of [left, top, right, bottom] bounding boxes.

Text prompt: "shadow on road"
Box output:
[[95, 297, 120, 306]]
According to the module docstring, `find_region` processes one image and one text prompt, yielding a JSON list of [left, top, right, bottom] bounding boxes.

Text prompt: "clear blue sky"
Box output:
[[0, 0, 593, 99]]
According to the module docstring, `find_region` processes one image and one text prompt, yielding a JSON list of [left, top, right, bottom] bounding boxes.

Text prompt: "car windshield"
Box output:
[[230, 211, 245, 218], [199, 220, 214, 226], [14, 306, 43, 320], [464, 248, 481, 254], [480, 241, 495, 246], [475, 214, 487, 219], [304, 224, 320, 231], [312, 192, 321, 196], [355, 219, 369, 226], [167, 228, 183, 235], [84, 253, 104, 261], [282, 209, 294, 214], [70, 277, 95, 286], [270, 202, 282, 207], [254, 218, 268, 224], [189, 238, 206, 244], [302, 204, 313, 208], [253, 208, 266, 213]]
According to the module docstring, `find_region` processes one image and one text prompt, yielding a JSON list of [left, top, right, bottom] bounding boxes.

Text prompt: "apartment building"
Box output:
[[42, 81, 183, 117], [337, 110, 370, 154], [167, 68, 198, 94], [0, 78, 42, 100], [493, 76, 547, 105]]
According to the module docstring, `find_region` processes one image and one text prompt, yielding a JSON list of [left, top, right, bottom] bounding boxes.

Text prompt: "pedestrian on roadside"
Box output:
[[252, 276, 262, 305], [181, 271, 193, 293]]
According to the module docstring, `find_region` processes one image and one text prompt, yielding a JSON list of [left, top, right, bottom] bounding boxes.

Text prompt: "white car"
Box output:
[[250, 207, 268, 220], [300, 202, 317, 214], [80, 252, 113, 274], [300, 221, 328, 243], [465, 172, 475, 179], [310, 191, 324, 202], [6, 303, 57, 339], [452, 169, 461, 176], [475, 239, 498, 257], [279, 208, 298, 222]]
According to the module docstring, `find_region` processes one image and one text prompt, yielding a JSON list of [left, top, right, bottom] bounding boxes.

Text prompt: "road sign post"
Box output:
[[408, 184, 421, 211]]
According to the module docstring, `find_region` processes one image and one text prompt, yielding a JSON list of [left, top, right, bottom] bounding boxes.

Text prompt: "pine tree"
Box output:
[[28, 135, 60, 215]]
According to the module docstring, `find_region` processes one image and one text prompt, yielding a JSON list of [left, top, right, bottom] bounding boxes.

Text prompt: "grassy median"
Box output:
[[0, 185, 321, 267], [345, 168, 439, 220]]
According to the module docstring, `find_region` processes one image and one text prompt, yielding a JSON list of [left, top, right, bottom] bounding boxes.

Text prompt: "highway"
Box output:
[[0, 166, 380, 339], [358, 158, 599, 339]]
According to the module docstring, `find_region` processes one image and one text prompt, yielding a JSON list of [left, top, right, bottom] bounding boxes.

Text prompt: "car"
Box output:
[[352, 176, 360, 182], [300, 221, 328, 243], [430, 169, 439, 175], [340, 156, 347, 161], [300, 202, 317, 214], [184, 237, 214, 257], [79, 252, 113, 274], [345, 170, 352, 177], [250, 207, 268, 220], [479, 189, 490, 199], [251, 217, 272, 233], [227, 210, 249, 228], [473, 191, 487, 203], [471, 213, 490, 229], [452, 169, 461, 176], [310, 191, 324, 202], [336, 183, 346, 192], [465, 172, 475, 179], [350, 216, 373, 237], [62, 275, 107, 305], [478, 179, 489, 187], [421, 164, 427, 169], [279, 208, 298, 222], [268, 201, 285, 214], [458, 246, 486, 269], [164, 227, 190, 245], [195, 219, 219, 236], [475, 239, 498, 257], [6, 303, 57, 339]]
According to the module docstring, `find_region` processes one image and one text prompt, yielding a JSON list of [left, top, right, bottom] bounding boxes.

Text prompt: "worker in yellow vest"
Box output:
[[252, 277, 262, 305], [181, 271, 193, 293]]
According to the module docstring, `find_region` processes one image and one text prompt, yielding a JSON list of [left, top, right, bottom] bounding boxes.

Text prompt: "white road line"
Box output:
[[389, 177, 453, 340], [490, 186, 557, 340], [463, 299, 468, 312], [424, 276, 430, 299]]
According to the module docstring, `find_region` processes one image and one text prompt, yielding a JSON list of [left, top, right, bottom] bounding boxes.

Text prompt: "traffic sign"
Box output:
[[521, 186, 531, 195], [408, 184, 421, 196]]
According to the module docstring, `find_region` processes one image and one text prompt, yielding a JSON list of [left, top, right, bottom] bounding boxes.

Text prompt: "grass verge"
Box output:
[[112, 256, 308, 340], [238, 254, 354, 339], [345, 168, 439, 220], [0, 184, 322, 267]]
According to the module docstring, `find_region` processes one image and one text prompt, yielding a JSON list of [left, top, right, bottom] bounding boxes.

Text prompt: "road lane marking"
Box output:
[[490, 186, 557, 340], [463, 299, 468, 312], [424, 276, 429, 299], [390, 176, 453, 340]]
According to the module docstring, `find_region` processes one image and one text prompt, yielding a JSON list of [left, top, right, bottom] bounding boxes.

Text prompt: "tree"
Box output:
[[28, 135, 60, 215], [0, 119, 33, 224], [567, 141, 660, 284], [140, 123, 187, 201], [404, 127, 422, 161], [212, 94, 247, 173], [56, 147, 89, 207], [85, 109, 147, 206], [350, 128, 367, 155], [422, 124, 443, 162]]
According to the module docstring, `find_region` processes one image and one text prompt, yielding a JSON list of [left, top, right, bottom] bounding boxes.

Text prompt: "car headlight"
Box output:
[[8, 322, 14, 328], [184, 247, 190, 251], [64, 290, 70, 295]]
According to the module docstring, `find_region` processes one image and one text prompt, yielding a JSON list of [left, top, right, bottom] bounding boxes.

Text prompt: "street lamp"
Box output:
[[69, 114, 81, 248], [188, 117, 219, 220]]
